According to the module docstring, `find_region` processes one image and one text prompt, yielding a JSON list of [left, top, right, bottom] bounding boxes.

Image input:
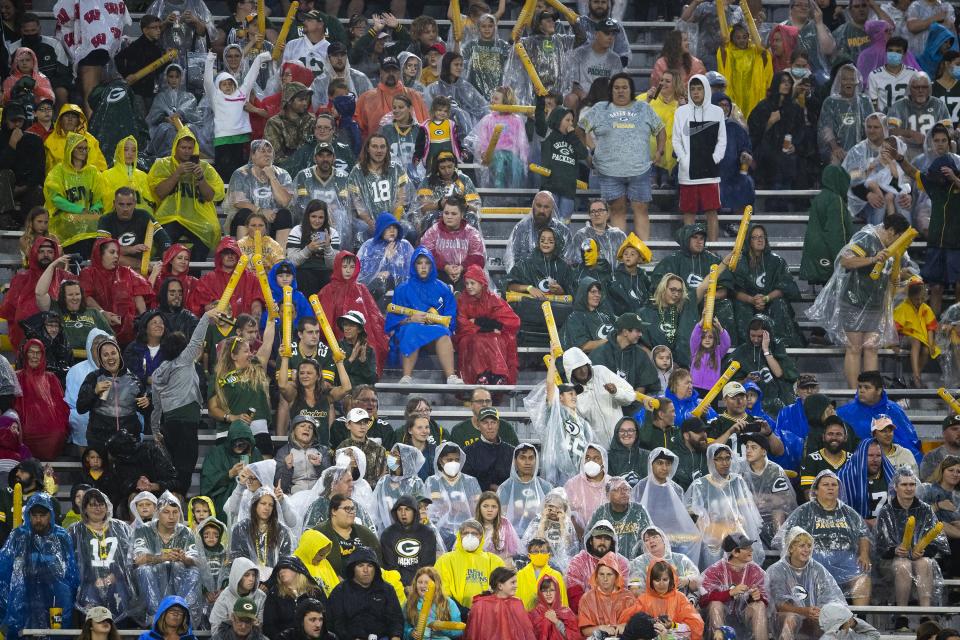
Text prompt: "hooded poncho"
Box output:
[[435, 529, 505, 609], [575, 553, 636, 630], [15, 339, 69, 460], [633, 449, 702, 563], [425, 443, 482, 545], [370, 443, 426, 531], [766, 526, 848, 613], [188, 236, 263, 316], [618, 562, 704, 639], [78, 237, 154, 344], [519, 490, 581, 573], [385, 246, 457, 357], [356, 212, 415, 294], [2, 47, 54, 103], [43, 130, 105, 248], [817, 64, 874, 156], [43, 103, 108, 171], [627, 524, 701, 596], [800, 165, 854, 285], [497, 444, 554, 535], [453, 264, 520, 384]]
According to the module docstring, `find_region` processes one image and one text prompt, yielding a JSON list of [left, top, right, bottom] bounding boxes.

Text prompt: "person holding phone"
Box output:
[[286, 199, 340, 296]]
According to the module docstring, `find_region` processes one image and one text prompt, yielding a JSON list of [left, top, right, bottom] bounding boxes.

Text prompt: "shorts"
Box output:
[[679, 182, 721, 213], [839, 300, 883, 333], [598, 170, 651, 203], [78, 49, 110, 67], [921, 247, 960, 285]]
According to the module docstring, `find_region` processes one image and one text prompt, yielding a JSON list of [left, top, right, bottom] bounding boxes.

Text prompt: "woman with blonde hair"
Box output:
[[639, 273, 708, 368], [644, 69, 684, 188], [402, 567, 463, 639], [262, 556, 325, 639], [208, 320, 276, 455]]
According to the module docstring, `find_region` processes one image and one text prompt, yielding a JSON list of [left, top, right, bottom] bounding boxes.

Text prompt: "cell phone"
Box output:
[[312, 231, 327, 243], [189, 154, 200, 164], [240, 454, 250, 465]]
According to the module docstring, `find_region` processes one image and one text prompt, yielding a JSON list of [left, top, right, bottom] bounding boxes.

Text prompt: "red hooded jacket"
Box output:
[[0, 236, 66, 349], [188, 236, 264, 317], [2, 48, 55, 104], [453, 265, 520, 384], [79, 237, 154, 345], [15, 339, 69, 460], [152, 243, 199, 303]]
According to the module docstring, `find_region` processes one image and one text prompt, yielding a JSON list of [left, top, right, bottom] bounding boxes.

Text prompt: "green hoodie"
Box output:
[[200, 420, 262, 516], [560, 276, 616, 351], [590, 331, 661, 394], [534, 98, 589, 198], [918, 163, 960, 250], [725, 315, 799, 415], [800, 165, 853, 285]]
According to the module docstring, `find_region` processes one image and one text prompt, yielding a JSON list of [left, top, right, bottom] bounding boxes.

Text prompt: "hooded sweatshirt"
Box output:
[[673, 74, 727, 185], [138, 595, 195, 640], [200, 421, 262, 516], [561, 347, 635, 446], [43, 103, 108, 171], [326, 546, 404, 640], [209, 558, 265, 630], [44, 130, 105, 248], [380, 494, 439, 584], [76, 336, 146, 446], [204, 50, 273, 142], [800, 165, 853, 284]]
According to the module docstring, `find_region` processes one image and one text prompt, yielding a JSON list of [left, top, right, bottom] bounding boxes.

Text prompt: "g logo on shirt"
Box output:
[[396, 538, 421, 558]]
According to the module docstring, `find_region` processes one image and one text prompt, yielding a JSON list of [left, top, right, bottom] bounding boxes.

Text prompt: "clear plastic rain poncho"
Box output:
[[425, 443, 483, 548], [345, 162, 409, 232], [227, 487, 293, 582], [69, 488, 140, 624], [291, 164, 353, 249], [291, 447, 379, 538], [519, 489, 582, 573], [461, 20, 511, 100], [371, 443, 427, 531], [467, 111, 530, 189], [0, 492, 80, 637], [497, 443, 555, 535], [818, 64, 874, 159], [422, 72, 490, 135], [840, 112, 890, 217], [502, 203, 573, 274], [627, 525, 702, 596], [409, 163, 483, 238], [223, 460, 298, 532], [523, 377, 596, 488], [503, 24, 579, 105], [737, 454, 798, 546], [225, 140, 296, 220], [773, 470, 871, 596], [132, 492, 205, 625], [936, 302, 960, 386], [684, 443, 765, 568], [563, 444, 611, 531], [145, 64, 210, 159], [145, 0, 216, 94], [806, 223, 920, 348], [766, 526, 846, 617], [634, 448, 702, 564]]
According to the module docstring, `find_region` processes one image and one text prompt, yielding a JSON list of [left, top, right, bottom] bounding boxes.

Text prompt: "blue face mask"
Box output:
[[790, 66, 811, 79], [952, 66, 960, 80], [886, 51, 903, 66]]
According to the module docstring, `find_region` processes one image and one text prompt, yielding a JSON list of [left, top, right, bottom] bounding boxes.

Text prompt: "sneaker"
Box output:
[[446, 374, 465, 385], [398, 375, 414, 384]]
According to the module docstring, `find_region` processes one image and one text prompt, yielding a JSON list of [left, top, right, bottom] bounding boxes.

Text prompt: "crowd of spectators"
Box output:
[[0, 0, 959, 640]]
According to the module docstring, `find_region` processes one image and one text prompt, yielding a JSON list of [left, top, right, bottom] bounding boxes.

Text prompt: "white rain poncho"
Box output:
[[523, 377, 596, 488], [936, 302, 960, 386], [145, 0, 216, 93], [818, 601, 880, 640], [497, 443, 555, 535], [132, 492, 205, 625], [69, 488, 139, 624], [519, 489, 582, 573], [425, 442, 483, 548], [461, 29, 511, 100], [227, 487, 293, 582], [223, 459, 298, 531], [773, 470, 871, 594], [627, 524, 701, 595], [502, 204, 573, 274], [684, 443, 764, 568], [292, 447, 378, 538], [634, 448, 702, 563], [503, 27, 579, 105], [562, 347, 635, 446], [563, 444, 611, 531], [371, 443, 427, 531], [738, 455, 798, 546], [225, 140, 295, 220], [806, 223, 919, 348], [129, 490, 159, 528], [818, 64, 874, 158], [766, 526, 846, 616]]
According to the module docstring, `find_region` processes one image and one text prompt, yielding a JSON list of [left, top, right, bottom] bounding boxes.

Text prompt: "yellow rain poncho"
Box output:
[[292, 529, 340, 596], [43, 131, 105, 248], [44, 103, 108, 172], [717, 41, 772, 120], [434, 530, 504, 609], [147, 125, 224, 252], [99, 135, 156, 213], [642, 92, 680, 172]]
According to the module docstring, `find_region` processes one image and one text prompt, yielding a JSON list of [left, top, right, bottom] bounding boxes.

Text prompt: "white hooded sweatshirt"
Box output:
[[672, 73, 727, 186]]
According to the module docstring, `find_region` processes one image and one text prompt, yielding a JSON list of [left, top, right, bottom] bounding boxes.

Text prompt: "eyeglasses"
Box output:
[[714, 455, 733, 462], [316, 125, 334, 131], [589, 208, 607, 214], [339, 506, 357, 514]]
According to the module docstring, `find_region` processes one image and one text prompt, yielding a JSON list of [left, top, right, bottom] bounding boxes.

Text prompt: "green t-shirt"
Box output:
[[52, 302, 114, 351]]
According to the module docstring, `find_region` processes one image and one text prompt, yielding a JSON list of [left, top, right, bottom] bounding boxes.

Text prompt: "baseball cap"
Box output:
[[706, 70, 727, 86], [590, 519, 616, 539], [4, 102, 26, 121], [346, 407, 370, 423], [327, 41, 347, 56], [870, 415, 895, 432], [291, 415, 318, 430], [380, 56, 401, 70], [233, 597, 258, 620], [275, 262, 294, 276], [944, 414, 960, 429], [86, 607, 113, 623], [681, 416, 707, 433], [722, 381, 747, 398], [314, 141, 335, 156], [614, 312, 643, 333], [721, 533, 755, 553], [302, 9, 324, 21], [796, 373, 819, 388], [477, 407, 499, 422], [597, 18, 619, 33], [337, 310, 366, 330], [427, 42, 447, 55]]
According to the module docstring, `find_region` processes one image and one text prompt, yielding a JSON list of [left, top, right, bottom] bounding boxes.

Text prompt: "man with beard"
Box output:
[[356, 57, 428, 139], [564, 519, 630, 607], [887, 73, 952, 159], [504, 191, 574, 272], [264, 82, 316, 167], [286, 115, 358, 177], [586, 477, 652, 558], [709, 381, 785, 458], [291, 142, 350, 241], [671, 416, 710, 490], [1, 237, 67, 349], [773, 373, 821, 471], [0, 459, 60, 546], [799, 417, 850, 501], [577, 0, 631, 66], [156, 277, 198, 336], [310, 41, 372, 109]]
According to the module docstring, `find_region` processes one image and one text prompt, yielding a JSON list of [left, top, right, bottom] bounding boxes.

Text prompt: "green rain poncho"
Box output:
[[43, 131, 105, 248], [725, 314, 799, 414], [560, 276, 616, 351], [799, 165, 853, 285]]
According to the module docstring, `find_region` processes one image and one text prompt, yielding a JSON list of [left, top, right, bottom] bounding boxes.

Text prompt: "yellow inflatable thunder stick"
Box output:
[[727, 206, 753, 271], [701, 264, 719, 332], [692, 361, 741, 417], [216, 255, 249, 315], [308, 295, 346, 362], [870, 227, 918, 280], [529, 164, 589, 190]]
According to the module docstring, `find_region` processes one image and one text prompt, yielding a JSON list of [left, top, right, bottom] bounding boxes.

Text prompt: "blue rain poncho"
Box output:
[[836, 388, 922, 462], [356, 212, 415, 295], [138, 595, 197, 640], [261, 259, 314, 331], [385, 246, 457, 358], [0, 492, 79, 639], [69, 489, 139, 624]]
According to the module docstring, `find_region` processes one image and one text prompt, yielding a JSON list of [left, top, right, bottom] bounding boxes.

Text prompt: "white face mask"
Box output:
[[461, 534, 480, 552], [583, 460, 603, 478], [443, 461, 461, 477], [386, 454, 399, 471]]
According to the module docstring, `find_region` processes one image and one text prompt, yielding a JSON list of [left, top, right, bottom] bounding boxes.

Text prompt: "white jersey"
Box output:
[[867, 65, 916, 112], [282, 36, 329, 76]]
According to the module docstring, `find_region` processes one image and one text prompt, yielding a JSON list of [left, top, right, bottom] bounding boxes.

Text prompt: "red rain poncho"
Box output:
[[465, 592, 537, 640], [0, 236, 67, 349], [2, 48, 55, 104], [453, 265, 520, 384], [0, 415, 32, 461], [15, 340, 69, 460], [317, 250, 389, 375], [529, 575, 583, 640], [187, 236, 264, 316], [152, 243, 199, 302], [78, 237, 154, 345]]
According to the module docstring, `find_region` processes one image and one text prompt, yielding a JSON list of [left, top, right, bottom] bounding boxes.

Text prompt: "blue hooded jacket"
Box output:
[[773, 396, 809, 471], [137, 595, 196, 640], [0, 493, 80, 639], [261, 259, 314, 331], [918, 23, 958, 78], [838, 437, 896, 518], [385, 247, 457, 358], [836, 390, 922, 463]]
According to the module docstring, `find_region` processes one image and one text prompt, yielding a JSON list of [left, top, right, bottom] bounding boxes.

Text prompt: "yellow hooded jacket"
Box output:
[[642, 91, 679, 172], [44, 104, 108, 172], [43, 131, 105, 248], [147, 125, 225, 251], [293, 529, 341, 596], [99, 135, 156, 214], [433, 530, 504, 609], [187, 495, 218, 530]]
